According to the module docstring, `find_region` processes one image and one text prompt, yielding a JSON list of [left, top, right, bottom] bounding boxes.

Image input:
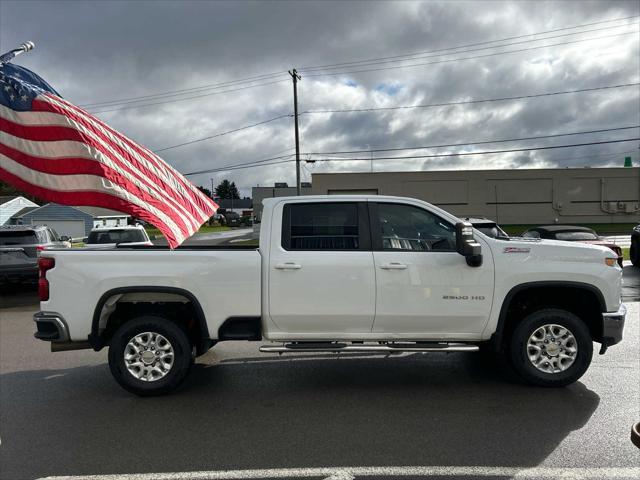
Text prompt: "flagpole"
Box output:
[[0, 41, 35, 65]]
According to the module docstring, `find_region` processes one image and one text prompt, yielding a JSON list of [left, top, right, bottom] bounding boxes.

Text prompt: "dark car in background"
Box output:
[[464, 217, 509, 239], [631, 224, 639, 267], [0, 225, 71, 283], [522, 225, 623, 267]]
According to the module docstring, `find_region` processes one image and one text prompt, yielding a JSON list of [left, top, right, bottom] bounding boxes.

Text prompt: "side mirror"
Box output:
[[455, 221, 483, 267], [59, 235, 70, 242]]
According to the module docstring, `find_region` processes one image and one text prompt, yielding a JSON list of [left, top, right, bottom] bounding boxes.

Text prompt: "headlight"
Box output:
[[605, 258, 618, 267]]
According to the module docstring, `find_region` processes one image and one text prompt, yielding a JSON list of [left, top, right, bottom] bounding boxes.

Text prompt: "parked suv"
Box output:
[[631, 224, 639, 267], [0, 225, 70, 283], [85, 225, 152, 247]]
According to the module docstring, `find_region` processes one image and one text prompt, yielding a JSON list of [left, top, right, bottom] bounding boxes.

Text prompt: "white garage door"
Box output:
[[32, 219, 86, 239]]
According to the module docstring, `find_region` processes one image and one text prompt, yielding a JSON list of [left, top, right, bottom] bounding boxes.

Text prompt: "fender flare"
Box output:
[[89, 286, 209, 350], [491, 281, 607, 348]]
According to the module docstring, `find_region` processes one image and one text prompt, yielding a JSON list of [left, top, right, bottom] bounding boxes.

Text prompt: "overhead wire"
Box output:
[[299, 14, 640, 71], [79, 71, 289, 109], [307, 139, 640, 162], [152, 114, 293, 153], [302, 30, 639, 77], [300, 20, 638, 74], [88, 79, 289, 114], [305, 126, 640, 156], [300, 82, 640, 114]]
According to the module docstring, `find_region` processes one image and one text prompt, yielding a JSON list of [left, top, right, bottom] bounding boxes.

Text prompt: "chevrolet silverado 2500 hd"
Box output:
[[33, 195, 626, 395]]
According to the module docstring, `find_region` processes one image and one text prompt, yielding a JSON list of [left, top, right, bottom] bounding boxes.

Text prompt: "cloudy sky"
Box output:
[[1, 0, 638, 195]]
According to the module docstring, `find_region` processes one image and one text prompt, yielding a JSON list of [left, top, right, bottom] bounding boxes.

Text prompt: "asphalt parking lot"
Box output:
[[0, 268, 639, 480]]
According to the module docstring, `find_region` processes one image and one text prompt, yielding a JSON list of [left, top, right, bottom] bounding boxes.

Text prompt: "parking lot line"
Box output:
[[38, 465, 640, 480]]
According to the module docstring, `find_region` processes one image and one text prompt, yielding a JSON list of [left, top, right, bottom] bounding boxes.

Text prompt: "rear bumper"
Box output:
[[33, 311, 69, 342], [600, 303, 626, 353]]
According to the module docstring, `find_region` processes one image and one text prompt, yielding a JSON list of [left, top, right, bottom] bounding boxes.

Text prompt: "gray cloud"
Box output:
[[1, 0, 638, 195]]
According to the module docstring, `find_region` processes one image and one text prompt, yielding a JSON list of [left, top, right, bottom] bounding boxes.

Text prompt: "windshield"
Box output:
[[0, 231, 38, 245], [554, 231, 599, 241], [87, 229, 147, 244], [476, 225, 509, 239]]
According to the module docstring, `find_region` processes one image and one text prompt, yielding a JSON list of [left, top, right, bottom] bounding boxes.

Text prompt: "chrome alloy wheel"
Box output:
[[526, 324, 577, 374], [124, 332, 174, 382]]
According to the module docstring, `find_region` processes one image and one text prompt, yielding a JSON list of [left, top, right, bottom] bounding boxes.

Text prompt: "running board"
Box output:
[[259, 342, 479, 353]]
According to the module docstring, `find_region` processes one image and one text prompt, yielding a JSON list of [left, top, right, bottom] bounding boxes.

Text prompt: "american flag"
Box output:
[[0, 62, 218, 248]]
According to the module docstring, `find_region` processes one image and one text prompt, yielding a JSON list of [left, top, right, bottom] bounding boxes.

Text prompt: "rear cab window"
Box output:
[[87, 229, 147, 244], [281, 202, 370, 250]]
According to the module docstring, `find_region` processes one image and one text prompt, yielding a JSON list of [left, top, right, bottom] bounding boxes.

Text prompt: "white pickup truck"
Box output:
[[34, 195, 627, 396]]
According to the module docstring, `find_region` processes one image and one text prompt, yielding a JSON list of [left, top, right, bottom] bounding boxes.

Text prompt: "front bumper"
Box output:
[[600, 303, 626, 354]]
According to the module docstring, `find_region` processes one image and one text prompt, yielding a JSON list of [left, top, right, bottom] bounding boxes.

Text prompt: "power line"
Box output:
[[299, 15, 639, 71], [300, 21, 638, 74], [306, 126, 640, 156], [79, 71, 289, 109], [300, 82, 640, 114], [183, 142, 638, 175], [153, 114, 293, 153], [88, 79, 289, 114], [309, 139, 639, 162], [302, 30, 639, 77], [184, 153, 296, 176]]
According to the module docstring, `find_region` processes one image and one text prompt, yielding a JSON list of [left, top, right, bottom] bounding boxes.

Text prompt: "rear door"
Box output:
[[268, 201, 375, 335], [370, 201, 494, 337]]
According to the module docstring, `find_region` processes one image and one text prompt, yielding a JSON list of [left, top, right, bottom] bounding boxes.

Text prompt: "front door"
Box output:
[[371, 202, 494, 337], [268, 201, 376, 336]]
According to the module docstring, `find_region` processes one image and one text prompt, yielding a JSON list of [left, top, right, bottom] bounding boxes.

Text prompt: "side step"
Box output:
[[259, 342, 479, 353]]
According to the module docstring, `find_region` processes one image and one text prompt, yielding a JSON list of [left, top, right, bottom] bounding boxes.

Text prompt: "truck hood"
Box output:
[[497, 237, 614, 263]]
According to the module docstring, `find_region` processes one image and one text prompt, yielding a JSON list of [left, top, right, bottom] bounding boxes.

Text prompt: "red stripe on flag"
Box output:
[[0, 166, 183, 247], [0, 117, 202, 233], [0, 143, 193, 238], [0, 116, 91, 142], [34, 96, 218, 215]]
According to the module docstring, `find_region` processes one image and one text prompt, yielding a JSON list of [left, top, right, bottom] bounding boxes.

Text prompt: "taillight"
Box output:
[[38, 257, 55, 301], [36, 245, 46, 252]]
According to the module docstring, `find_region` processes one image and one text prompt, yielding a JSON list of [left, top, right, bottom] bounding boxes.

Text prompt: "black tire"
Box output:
[[631, 238, 639, 267], [108, 315, 193, 396], [508, 309, 592, 387]]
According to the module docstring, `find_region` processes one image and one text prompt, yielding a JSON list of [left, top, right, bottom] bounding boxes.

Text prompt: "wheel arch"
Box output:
[[90, 286, 210, 352], [492, 281, 606, 350]]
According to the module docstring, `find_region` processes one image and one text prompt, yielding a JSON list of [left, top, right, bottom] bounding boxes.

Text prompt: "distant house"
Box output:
[[75, 206, 130, 228], [215, 198, 252, 216], [0, 196, 39, 225], [11, 203, 95, 239]]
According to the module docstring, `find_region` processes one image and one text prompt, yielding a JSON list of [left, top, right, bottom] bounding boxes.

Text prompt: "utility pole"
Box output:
[[289, 69, 302, 195], [210, 178, 214, 199]]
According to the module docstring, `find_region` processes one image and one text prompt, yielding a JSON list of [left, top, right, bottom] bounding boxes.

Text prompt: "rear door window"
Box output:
[[282, 202, 367, 250]]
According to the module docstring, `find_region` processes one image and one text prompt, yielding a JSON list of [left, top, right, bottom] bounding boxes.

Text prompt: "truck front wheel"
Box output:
[[508, 309, 592, 387], [108, 316, 193, 396]]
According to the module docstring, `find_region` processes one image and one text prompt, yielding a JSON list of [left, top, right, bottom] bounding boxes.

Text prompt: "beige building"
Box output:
[[310, 167, 640, 225], [252, 182, 313, 221]]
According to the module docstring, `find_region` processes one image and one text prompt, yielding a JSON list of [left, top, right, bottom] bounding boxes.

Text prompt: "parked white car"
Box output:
[[83, 225, 153, 248], [34, 195, 626, 395]]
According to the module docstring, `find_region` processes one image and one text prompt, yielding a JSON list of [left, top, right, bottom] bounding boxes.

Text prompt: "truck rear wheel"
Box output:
[[108, 315, 193, 396], [508, 309, 592, 387]]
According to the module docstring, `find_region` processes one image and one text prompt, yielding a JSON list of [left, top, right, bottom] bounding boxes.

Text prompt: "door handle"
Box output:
[[275, 262, 302, 270], [380, 262, 407, 270]]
